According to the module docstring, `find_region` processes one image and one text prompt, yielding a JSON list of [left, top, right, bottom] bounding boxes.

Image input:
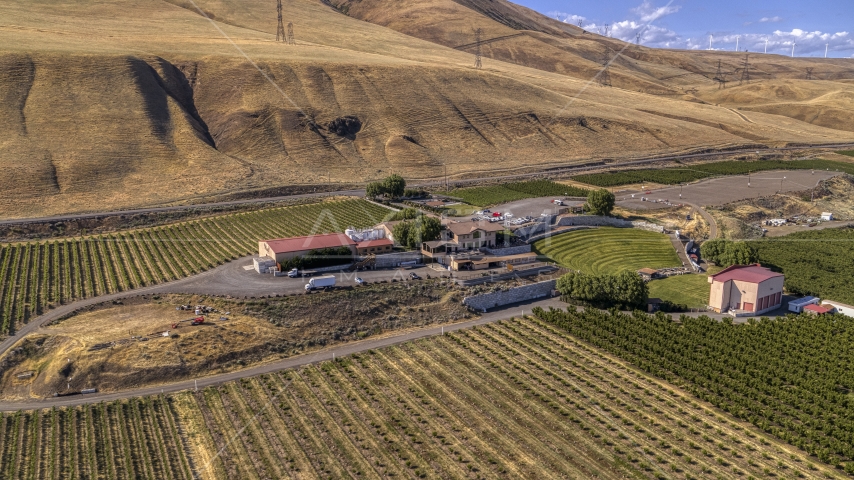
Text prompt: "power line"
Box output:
[[276, 0, 285, 43], [474, 28, 483, 69], [738, 55, 751, 85], [713, 60, 729, 89], [599, 48, 612, 87], [286, 22, 295, 45], [805, 67, 814, 80]]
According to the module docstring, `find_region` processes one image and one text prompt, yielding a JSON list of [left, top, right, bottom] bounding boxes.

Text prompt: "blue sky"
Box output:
[[516, 0, 854, 57]]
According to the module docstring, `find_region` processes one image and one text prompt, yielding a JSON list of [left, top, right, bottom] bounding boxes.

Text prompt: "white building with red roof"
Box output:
[[708, 264, 784, 315]]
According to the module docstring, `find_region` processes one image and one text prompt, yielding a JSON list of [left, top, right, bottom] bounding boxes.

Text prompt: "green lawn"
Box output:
[[837, 150, 854, 157], [533, 227, 680, 275], [443, 180, 588, 207], [648, 274, 711, 308]]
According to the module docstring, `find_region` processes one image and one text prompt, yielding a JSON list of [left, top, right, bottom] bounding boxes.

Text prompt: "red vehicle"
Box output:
[[645, 190, 652, 194], [172, 316, 205, 329], [492, 212, 501, 217]]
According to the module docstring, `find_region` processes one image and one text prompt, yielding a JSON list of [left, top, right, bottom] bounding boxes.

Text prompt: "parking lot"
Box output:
[[158, 256, 450, 297], [615, 170, 840, 210]]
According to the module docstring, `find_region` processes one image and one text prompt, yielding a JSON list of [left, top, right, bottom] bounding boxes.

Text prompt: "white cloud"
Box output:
[[549, 11, 586, 26], [759, 16, 783, 23], [631, 1, 681, 23]]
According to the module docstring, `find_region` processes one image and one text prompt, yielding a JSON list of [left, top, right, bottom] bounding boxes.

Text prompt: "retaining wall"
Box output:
[[372, 251, 423, 268], [481, 245, 532, 256], [556, 216, 664, 233], [463, 279, 559, 311]]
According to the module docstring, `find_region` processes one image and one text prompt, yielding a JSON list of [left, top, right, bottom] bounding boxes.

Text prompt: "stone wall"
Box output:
[[463, 279, 558, 311], [481, 244, 532, 256], [556, 216, 664, 233], [372, 251, 423, 268]]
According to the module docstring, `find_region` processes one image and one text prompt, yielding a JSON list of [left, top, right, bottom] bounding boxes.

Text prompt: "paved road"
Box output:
[[0, 297, 566, 411], [4, 143, 853, 225]]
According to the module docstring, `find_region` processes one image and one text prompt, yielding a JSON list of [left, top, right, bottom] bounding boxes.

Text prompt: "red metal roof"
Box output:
[[804, 304, 832, 314], [263, 233, 356, 254], [710, 264, 783, 284], [357, 238, 393, 249]]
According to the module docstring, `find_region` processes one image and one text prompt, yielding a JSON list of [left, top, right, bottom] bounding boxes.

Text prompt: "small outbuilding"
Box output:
[[637, 268, 659, 281], [822, 300, 854, 318], [804, 304, 833, 316], [647, 298, 662, 313], [821, 212, 833, 221], [356, 238, 394, 256], [788, 296, 819, 313]]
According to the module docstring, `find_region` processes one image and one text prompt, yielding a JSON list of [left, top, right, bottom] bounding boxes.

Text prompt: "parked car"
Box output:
[[492, 212, 501, 217], [355, 277, 364, 285], [505, 213, 514, 218], [409, 272, 421, 280]]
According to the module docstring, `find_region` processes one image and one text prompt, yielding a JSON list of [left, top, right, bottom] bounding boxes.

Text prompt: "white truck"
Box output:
[[305, 275, 336, 291]]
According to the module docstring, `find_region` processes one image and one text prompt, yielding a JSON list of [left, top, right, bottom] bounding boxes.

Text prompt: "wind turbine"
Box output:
[[709, 35, 713, 50], [791, 41, 796, 57], [735, 36, 740, 52], [764, 38, 768, 54], [825, 43, 829, 58]]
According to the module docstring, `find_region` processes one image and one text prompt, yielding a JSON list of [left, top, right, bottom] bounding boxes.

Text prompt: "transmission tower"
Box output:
[[738, 55, 751, 85], [474, 28, 483, 69], [713, 60, 729, 89], [599, 48, 613, 87], [276, 0, 285, 42], [805, 67, 814, 80], [286, 22, 295, 45]]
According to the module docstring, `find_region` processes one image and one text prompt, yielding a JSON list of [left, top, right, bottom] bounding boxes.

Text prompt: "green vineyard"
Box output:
[[535, 306, 854, 474], [0, 199, 391, 336], [1, 317, 833, 479], [444, 180, 589, 207], [753, 226, 854, 305], [573, 159, 854, 187]]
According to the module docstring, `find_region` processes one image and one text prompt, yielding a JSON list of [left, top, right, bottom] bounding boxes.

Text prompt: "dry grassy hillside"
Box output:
[[0, 0, 853, 218]]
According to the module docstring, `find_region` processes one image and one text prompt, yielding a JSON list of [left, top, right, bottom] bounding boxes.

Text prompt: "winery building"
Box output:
[[259, 233, 357, 264], [708, 264, 784, 315]]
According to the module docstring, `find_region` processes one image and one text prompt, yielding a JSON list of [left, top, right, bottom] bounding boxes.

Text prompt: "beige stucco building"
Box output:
[[708, 264, 784, 315]]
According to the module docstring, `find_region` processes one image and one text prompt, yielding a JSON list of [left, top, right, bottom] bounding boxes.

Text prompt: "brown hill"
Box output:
[[0, 0, 852, 218]]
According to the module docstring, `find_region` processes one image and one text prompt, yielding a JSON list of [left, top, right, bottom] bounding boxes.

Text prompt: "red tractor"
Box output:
[[172, 316, 205, 329]]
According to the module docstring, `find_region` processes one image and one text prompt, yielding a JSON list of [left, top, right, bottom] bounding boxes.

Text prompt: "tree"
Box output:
[[586, 189, 616, 216], [382, 174, 406, 198], [392, 215, 442, 249], [700, 238, 728, 265], [723, 241, 756, 266], [366, 181, 385, 198], [392, 222, 412, 248]]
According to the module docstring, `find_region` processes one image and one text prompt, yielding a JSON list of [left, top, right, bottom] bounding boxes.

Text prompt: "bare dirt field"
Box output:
[[616, 170, 840, 210], [0, 280, 471, 399]]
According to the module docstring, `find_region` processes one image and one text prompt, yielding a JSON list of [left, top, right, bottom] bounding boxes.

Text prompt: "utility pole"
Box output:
[[474, 28, 483, 69], [806, 67, 814, 80], [276, 0, 285, 42]]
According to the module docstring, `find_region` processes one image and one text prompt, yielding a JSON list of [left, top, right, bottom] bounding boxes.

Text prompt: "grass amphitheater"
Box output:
[[533, 228, 680, 275], [0, 316, 838, 480], [0, 199, 392, 336]]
